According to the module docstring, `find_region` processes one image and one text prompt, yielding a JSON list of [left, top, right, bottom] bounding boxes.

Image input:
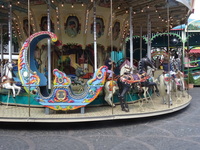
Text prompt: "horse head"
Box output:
[[176, 70, 184, 78], [2, 62, 13, 77], [6, 62, 13, 69], [146, 66, 156, 77], [120, 64, 132, 75], [138, 57, 154, 75], [140, 57, 155, 70]]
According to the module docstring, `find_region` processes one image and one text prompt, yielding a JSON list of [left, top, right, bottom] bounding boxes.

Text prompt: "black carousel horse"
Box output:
[[117, 57, 160, 112], [137, 57, 160, 97]]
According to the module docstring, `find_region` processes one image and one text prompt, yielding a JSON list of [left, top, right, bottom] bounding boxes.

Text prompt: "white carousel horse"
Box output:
[[174, 70, 185, 98], [104, 80, 118, 107], [120, 63, 132, 75], [172, 58, 186, 98], [104, 63, 130, 107], [0, 62, 21, 97], [157, 58, 185, 105], [157, 72, 174, 105]]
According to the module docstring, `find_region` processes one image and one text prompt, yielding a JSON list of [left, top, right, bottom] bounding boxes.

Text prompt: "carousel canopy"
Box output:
[[189, 47, 200, 53], [170, 18, 194, 31], [0, 0, 193, 35], [186, 19, 200, 32]]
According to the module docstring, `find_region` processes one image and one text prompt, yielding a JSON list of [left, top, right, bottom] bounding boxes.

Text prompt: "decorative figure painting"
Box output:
[[113, 21, 120, 40], [91, 17, 104, 38], [23, 19, 33, 37], [40, 16, 54, 32], [65, 16, 80, 38]]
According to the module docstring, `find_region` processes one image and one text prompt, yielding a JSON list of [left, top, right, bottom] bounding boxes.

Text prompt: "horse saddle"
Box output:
[[1, 76, 15, 83], [120, 74, 132, 84], [164, 74, 172, 82], [132, 74, 140, 80]]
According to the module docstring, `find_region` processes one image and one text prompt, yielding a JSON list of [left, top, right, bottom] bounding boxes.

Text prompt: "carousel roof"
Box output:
[[0, 0, 194, 35], [170, 18, 194, 30], [186, 19, 200, 32], [189, 47, 200, 53]]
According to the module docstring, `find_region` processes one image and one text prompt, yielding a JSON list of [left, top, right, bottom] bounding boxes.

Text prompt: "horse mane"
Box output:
[[2, 62, 13, 77], [120, 64, 132, 75], [138, 57, 155, 74], [2, 64, 7, 76]]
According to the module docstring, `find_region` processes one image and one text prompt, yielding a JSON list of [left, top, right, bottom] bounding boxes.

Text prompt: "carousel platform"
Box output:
[[0, 91, 191, 123]]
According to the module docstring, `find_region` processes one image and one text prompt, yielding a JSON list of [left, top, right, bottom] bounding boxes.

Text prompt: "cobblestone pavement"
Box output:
[[0, 88, 199, 150]]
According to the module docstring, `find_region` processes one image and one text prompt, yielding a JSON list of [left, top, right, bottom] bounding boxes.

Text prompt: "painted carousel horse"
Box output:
[[104, 80, 119, 107], [157, 72, 174, 105], [175, 70, 185, 96], [171, 58, 185, 97], [0, 62, 21, 97], [104, 57, 159, 111], [103, 65, 121, 107], [103, 61, 129, 106], [103, 62, 131, 107], [117, 66, 150, 112], [158, 56, 180, 105], [117, 57, 159, 112], [137, 57, 160, 98]]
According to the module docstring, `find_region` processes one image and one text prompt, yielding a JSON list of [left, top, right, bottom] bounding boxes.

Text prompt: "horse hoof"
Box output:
[[124, 108, 129, 112], [155, 90, 160, 97], [122, 108, 129, 112]]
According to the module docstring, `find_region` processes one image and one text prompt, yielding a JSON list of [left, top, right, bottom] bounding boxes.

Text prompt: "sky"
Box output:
[[189, 0, 200, 20]]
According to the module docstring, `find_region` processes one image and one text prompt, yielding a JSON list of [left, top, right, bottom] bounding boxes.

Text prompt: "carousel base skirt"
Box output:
[[0, 91, 191, 123]]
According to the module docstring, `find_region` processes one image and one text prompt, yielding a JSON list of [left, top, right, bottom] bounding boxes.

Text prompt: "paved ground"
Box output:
[[0, 87, 199, 150]]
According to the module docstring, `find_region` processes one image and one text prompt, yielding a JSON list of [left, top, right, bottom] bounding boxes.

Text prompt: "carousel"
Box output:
[[0, 0, 194, 122]]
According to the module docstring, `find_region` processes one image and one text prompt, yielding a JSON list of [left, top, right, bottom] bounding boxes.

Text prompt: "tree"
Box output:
[[186, 72, 195, 84]]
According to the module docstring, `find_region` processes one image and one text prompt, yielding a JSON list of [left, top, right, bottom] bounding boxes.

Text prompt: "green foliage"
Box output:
[[186, 72, 195, 84], [195, 77, 200, 85]]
